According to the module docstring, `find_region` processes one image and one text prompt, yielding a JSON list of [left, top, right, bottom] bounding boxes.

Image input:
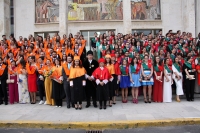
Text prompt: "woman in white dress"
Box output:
[[17, 59, 30, 104], [172, 57, 184, 102], [163, 58, 172, 103]]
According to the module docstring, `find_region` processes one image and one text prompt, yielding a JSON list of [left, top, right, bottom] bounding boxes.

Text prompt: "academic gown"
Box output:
[[69, 66, 86, 103], [83, 59, 99, 104], [0, 64, 8, 103], [92, 67, 111, 101]]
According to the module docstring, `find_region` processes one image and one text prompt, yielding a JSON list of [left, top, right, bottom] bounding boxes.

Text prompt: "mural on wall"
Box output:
[[68, 0, 123, 21], [35, 0, 59, 23], [131, 0, 161, 20]]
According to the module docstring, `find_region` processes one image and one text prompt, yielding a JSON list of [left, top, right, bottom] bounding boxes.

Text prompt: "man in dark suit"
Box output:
[[83, 51, 99, 108], [0, 57, 8, 105], [62, 54, 73, 108], [37, 56, 45, 105]]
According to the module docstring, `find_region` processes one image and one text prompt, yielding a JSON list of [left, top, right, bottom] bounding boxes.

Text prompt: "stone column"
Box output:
[[182, 0, 195, 36], [59, 0, 68, 37], [196, 0, 200, 37], [0, 0, 10, 37], [123, 0, 132, 34]]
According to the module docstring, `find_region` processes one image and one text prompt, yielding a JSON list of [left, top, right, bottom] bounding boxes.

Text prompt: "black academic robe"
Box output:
[[83, 59, 99, 104], [0, 65, 8, 103]]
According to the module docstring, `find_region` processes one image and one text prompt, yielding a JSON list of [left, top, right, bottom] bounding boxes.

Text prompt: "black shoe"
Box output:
[[104, 106, 107, 110], [191, 99, 194, 101], [113, 102, 116, 105], [79, 107, 82, 110], [75, 107, 78, 110], [67, 105, 70, 109], [85, 104, 90, 108], [109, 105, 112, 107], [93, 104, 97, 108], [0, 101, 3, 105], [99, 106, 102, 110], [31, 102, 34, 104], [72, 104, 75, 108], [187, 99, 190, 101], [4, 102, 8, 105]]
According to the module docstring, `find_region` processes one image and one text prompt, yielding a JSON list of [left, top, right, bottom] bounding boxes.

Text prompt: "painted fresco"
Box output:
[[68, 0, 123, 21], [35, 0, 59, 23], [131, 0, 161, 20]]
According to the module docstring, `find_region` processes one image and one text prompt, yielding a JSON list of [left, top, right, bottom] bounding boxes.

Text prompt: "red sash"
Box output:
[[125, 65, 129, 75], [148, 60, 152, 69], [192, 61, 195, 69], [158, 65, 163, 71], [135, 64, 141, 74]]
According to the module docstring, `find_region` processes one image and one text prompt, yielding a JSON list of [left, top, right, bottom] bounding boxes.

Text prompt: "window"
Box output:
[[81, 30, 115, 51], [132, 29, 162, 36]]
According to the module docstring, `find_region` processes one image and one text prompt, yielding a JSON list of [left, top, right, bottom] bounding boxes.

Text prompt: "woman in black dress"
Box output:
[[183, 56, 196, 101]]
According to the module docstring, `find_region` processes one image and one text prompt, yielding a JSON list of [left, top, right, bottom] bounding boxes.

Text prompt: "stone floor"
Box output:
[[0, 95, 200, 123]]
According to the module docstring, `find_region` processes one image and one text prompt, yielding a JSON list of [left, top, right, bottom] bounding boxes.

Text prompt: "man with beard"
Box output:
[[83, 51, 99, 108], [62, 54, 73, 108]]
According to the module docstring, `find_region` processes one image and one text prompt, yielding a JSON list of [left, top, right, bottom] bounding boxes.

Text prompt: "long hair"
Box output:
[[20, 59, 26, 69], [164, 58, 169, 64], [72, 60, 82, 68], [131, 57, 138, 65], [153, 56, 162, 66]]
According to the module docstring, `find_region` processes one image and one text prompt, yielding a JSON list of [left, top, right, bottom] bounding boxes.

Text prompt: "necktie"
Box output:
[[68, 64, 71, 69], [40, 64, 43, 68]]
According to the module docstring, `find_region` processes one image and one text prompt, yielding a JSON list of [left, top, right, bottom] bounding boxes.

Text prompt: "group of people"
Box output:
[[0, 30, 200, 110]]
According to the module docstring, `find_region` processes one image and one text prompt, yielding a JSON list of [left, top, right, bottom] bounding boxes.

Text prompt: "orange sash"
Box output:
[[0, 64, 6, 76]]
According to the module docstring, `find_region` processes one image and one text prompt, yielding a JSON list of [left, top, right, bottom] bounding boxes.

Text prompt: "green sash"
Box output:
[[164, 65, 172, 73], [168, 45, 173, 51], [197, 57, 200, 65], [130, 65, 136, 73], [142, 63, 149, 70], [140, 54, 144, 60], [170, 54, 175, 60], [173, 63, 180, 72], [110, 45, 115, 50], [154, 65, 160, 72], [120, 66, 127, 75], [185, 61, 192, 69], [102, 45, 106, 50]]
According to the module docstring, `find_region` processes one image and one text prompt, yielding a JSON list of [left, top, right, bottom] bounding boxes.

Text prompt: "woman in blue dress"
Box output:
[[119, 59, 130, 103], [141, 55, 154, 103], [129, 57, 142, 104]]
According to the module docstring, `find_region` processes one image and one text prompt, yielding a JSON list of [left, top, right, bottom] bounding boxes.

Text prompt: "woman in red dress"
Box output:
[[26, 56, 38, 104], [153, 56, 163, 102]]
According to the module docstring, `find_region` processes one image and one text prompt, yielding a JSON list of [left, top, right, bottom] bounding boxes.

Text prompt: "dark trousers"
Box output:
[[99, 100, 106, 107], [185, 79, 195, 100], [0, 79, 8, 103], [85, 80, 97, 105], [63, 80, 72, 106], [55, 99, 62, 106], [37, 80, 45, 101]]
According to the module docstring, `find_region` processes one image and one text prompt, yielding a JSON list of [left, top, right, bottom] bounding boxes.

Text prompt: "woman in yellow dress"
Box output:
[[43, 59, 55, 106]]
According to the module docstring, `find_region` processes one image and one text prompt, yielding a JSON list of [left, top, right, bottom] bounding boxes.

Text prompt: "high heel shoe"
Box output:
[[79, 106, 82, 110], [144, 98, 147, 103], [148, 99, 151, 103], [75, 105, 78, 110], [176, 99, 181, 102]]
